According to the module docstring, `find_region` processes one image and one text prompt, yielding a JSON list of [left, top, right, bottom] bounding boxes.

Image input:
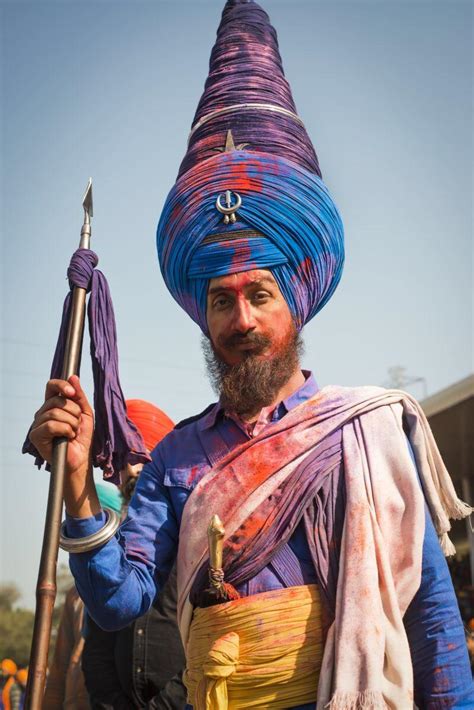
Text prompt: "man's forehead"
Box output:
[[208, 269, 277, 292]]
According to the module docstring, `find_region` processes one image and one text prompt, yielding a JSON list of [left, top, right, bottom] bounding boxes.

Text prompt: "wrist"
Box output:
[[64, 463, 101, 518]]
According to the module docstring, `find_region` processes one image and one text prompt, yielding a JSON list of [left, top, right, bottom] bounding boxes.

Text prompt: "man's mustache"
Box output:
[[218, 331, 271, 351]]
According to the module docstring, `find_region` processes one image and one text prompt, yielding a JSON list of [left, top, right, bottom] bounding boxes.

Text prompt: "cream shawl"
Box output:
[[177, 386, 471, 709]]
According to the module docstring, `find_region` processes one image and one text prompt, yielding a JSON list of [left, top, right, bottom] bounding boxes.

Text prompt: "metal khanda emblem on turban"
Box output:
[[216, 190, 242, 224], [215, 130, 245, 223]]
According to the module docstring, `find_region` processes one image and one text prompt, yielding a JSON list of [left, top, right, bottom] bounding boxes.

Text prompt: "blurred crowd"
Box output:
[[0, 660, 28, 710], [449, 554, 474, 673]]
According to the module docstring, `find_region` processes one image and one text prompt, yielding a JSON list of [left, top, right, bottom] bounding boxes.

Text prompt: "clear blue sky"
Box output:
[[1, 0, 472, 608]]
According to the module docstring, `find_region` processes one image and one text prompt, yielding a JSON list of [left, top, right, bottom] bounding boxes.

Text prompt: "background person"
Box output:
[[81, 400, 186, 710], [9, 669, 27, 710], [43, 485, 122, 710], [1, 659, 18, 710]]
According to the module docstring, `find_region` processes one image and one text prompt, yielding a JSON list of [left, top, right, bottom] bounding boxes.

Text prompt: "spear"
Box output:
[[25, 180, 93, 710]]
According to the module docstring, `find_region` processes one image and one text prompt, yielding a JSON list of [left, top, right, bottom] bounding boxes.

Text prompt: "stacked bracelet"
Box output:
[[59, 507, 121, 554]]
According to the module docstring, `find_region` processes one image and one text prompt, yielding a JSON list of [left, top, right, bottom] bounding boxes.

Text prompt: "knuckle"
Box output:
[[51, 407, 66, 419], [45, 421, 56, 434], [65, 400, 80, 414]]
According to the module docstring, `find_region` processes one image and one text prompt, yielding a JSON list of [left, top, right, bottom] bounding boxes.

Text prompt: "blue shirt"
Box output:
[[67, 372, 473, 707]]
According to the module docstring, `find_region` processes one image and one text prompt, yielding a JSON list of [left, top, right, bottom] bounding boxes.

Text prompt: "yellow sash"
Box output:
[[184, 585, 323, 709]]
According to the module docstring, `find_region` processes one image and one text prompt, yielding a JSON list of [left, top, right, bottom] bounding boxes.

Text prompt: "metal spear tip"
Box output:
[[82, 178, 93, 219]]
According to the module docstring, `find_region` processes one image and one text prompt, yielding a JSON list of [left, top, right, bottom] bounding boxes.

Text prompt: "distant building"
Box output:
[[421, 374, 474, 584]]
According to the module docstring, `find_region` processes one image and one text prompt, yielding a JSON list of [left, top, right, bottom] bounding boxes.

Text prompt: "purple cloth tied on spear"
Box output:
[[22, 248, 150, 483]]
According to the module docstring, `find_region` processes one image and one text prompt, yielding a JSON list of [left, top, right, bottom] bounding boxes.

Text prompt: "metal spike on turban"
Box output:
[[157, 0, 344, 333]]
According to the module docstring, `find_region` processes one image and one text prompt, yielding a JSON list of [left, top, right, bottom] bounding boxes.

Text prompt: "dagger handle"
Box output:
[[208, 514, 225, 571]]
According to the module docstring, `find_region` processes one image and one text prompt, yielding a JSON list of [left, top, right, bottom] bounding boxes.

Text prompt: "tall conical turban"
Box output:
[[157, 0, 344, 334]]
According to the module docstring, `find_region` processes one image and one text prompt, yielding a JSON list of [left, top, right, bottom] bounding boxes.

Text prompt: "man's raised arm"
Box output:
[[28, 377, 177, 631]]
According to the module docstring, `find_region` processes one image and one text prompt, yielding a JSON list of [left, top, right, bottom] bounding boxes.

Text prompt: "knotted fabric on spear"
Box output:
[[22, 238, 149, 483]]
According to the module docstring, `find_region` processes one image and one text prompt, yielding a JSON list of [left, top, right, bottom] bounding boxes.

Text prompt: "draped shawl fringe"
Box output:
[[325, 691, 389, 709]]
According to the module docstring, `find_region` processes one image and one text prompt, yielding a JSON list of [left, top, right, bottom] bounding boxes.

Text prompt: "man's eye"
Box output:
[[213, 297, 230, 310], [253, 291, 270, 303]]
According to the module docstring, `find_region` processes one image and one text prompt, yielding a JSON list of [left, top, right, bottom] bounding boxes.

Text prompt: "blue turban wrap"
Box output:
[[157, 151, 344, 334]]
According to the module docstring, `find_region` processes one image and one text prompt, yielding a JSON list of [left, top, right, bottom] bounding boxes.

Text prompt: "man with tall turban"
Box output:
[[29, 1, 473, 708]]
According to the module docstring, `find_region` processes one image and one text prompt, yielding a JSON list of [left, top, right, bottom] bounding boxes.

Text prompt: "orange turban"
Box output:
[[16, 669, 28, 685], [126, 400, 174, 452], [1, 659, 17, 676]]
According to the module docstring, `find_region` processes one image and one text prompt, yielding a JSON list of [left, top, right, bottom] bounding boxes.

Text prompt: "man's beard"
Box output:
[[202, 326, 304, 420]]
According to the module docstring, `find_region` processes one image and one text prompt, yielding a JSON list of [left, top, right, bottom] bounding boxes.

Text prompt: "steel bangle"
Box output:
[[59, 507, 121, 554]]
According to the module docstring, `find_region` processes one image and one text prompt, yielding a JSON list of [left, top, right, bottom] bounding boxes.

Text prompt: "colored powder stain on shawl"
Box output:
[[238, 438, 295, 483], [346, 504, 370, 558], [226, 512, 272, 554]]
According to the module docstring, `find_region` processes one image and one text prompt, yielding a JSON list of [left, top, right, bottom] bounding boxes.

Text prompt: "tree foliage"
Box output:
[[0, 583, 21, 611], [0, 565, 74, 667], [0, 606, 34, 667]]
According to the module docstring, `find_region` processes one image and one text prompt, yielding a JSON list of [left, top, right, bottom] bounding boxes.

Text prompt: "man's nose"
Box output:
[[232, 299, 256, 332]]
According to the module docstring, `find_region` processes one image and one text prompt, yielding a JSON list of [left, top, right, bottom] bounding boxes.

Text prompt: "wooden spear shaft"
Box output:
[[25, 180, 93, 710]]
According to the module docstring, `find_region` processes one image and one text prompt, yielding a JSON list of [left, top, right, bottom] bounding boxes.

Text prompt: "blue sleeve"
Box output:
[[404, 446, 474, 707], [67, 448, 178, 632]]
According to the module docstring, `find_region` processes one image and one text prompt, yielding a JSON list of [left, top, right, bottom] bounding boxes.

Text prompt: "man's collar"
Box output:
[[200, 370, 319, 431], [280, 370, 319, 413], [200, 400, 222, 431]]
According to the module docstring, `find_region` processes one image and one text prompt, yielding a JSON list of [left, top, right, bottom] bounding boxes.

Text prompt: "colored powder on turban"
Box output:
[[157, 151, 344, 334], [157, 0, 344, 331], [125, 399, 175, 452]]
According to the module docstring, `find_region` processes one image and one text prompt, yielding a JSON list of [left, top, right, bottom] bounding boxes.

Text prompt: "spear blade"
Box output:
[[80, 179, 93, 250], [82, 178, 93, 219]]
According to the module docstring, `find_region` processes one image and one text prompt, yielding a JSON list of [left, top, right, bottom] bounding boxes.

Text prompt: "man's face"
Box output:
[[204, 269, 302, 418], [206, 269, 295, 365], [120, 462, 144, 504]]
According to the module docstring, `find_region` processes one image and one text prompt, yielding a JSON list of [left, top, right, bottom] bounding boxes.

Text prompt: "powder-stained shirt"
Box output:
[[68, 372, 474, 708]]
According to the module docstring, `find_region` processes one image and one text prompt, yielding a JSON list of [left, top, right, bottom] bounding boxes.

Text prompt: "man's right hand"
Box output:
[[29, 375, 94, 479]]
